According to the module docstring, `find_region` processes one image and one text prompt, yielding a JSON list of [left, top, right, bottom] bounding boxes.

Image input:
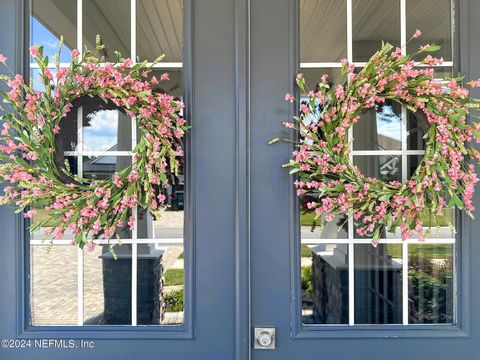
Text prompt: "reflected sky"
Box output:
[[84, 111, 119, 152], [300, 99, 402, 143], [31, 16, 118, 152], [31, 17, 72, 63], [376, 105, 401, 142]]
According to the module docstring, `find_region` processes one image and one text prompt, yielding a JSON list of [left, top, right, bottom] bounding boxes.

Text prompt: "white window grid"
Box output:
[[300, 0, 456, 326], [28, 0, 184, 326]]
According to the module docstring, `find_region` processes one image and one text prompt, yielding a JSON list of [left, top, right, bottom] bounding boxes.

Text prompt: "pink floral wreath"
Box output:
[[0, 41, 187, 250], [273, 38, 480, 243]]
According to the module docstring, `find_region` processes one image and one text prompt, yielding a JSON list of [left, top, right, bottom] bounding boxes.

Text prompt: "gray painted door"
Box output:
[[0, 0, 243, 359], [250, 0, 480, 359]]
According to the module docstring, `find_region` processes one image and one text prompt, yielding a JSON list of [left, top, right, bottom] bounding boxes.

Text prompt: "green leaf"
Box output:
[[421, 44, 442, 53]]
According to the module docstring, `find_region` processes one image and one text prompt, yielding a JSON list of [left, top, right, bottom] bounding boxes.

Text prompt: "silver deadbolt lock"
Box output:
[[254, 327, 276, 349]]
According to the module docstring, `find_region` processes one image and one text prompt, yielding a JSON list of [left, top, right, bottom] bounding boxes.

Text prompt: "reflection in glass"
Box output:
[[83, 0, 131, 62], [138, 244, 185, 325], [148, 70, 183, 99], [302, 244, 349, 324], [354, 244, 402, 324], [301, 68, 343, 93], [352, 0, 400, 62], [84, 244, 132, 325], [30, 245, 78, 325], [407, 111, 429, 151], [300, 196, 348, 240], [407, 155, 423, 179], [407, 0, 452, 61], [29, 153, 83, 238], [353, 155, 402, 183], [300, 0, 347, 62], [353, 101, 402, 150], [30, 0, 76, 62], [81, 98, 133, 152], [408, 244, 454, 323], [137, 0, 183, 62], [83, 156, 131, 181], [30, 68, 58, 93]]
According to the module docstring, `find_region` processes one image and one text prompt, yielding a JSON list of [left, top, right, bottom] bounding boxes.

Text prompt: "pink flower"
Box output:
[[44, 69, 53, 80], [113, 173, 123, 187], [0, 54, 6, 63], [91, 219, 102, 235], [29, 46, 39, 57], [52, 125, 61, 134], [85, 242, 96, 252], [285, 93, 294, 103], [150, 76, 159, 85], [122, 58, 134, 67], [1, 123, 10, 136], [71, 49, 80, 58], [341, 58, 348, 67], [412, 29, 422, 39], [160, 73, 169, 81], [128, 215, 135, 230], [23, 210, 37, 219], [301, 104, 310, 114], [128, 170, 139, 182], [468, 80, 480, 87], [325, 214, 335, 222]]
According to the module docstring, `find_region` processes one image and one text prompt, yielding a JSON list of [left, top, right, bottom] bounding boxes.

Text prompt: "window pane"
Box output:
[[83, 0, 131, 61], [407, 0, 452, 61], [137, 0, 183, 62], [84, 244, 132, 325], [301, 68, 342, 92], [300, 206, 349, 240], [31, 0, 76, 63], [148, 69, 183, 98], [352, 0, 400, 62], [408, 244, 454, 323], [407, 111, 428, 151], [300, 0, 347, 62], [30, 245, 78, 325], [82, 156, 132, 181], [137, 68, 185, 325], [29, 68, 59, 93], [354, 244, 402, 324], [302, 244, 349, 324], [353, 101, 402, 151], [353, 155, 402, 183], [407, 155, 423, 178], [81, 99, 133, 152], [138, 243, 185, 325]]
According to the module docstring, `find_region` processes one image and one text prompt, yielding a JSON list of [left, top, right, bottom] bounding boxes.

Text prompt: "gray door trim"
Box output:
[[234, 0, 251, 359]]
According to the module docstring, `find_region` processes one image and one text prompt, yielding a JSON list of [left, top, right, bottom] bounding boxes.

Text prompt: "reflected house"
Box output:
[[83, 144, 124, 179], [375, 105, 402, 151], [80, 104, 164, 325], [309, 244, 402, 324]]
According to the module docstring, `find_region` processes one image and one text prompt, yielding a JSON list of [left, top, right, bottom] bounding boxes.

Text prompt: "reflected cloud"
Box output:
[[84, 110, 119, 151]]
